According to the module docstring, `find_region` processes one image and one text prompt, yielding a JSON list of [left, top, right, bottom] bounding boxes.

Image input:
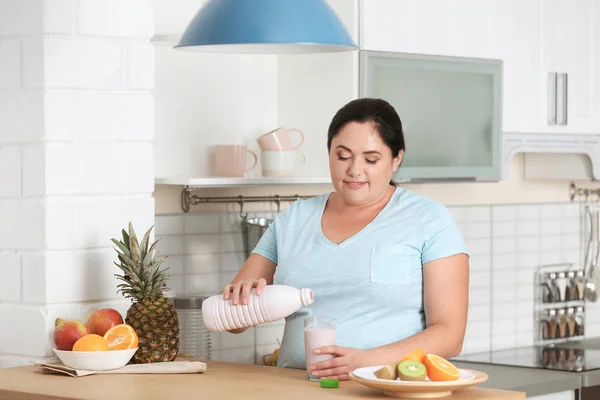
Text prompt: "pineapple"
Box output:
[[112, 222, 180, 364]]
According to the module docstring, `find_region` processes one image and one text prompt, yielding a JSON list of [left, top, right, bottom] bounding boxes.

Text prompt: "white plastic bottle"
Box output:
[[202, 285, 314, 332]]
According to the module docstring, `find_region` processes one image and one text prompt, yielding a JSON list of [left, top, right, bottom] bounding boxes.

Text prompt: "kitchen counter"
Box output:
[[452, 336, 600, 396], [0, 360, 525, 400], [452, 361, 582, 397]]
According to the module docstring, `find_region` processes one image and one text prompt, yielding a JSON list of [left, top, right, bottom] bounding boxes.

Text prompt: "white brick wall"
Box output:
[[0, 146, 21, 197], [0, 0, 155, 367], [0, 0, 43, 36], [0, 252, 21, 302], [0, 91, 45, 143], [44, 38, 125, 89], [0, 39, 21, 88], [0, 199, 46, 249], [76, 0, 154, 39], [44, 0, 75, 35]]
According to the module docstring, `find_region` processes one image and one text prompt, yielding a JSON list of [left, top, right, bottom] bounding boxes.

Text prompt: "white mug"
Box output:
[[261, 151, 305, 177]]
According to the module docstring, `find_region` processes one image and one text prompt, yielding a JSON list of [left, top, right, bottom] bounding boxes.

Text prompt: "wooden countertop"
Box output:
[[0, 360, 525, 400]]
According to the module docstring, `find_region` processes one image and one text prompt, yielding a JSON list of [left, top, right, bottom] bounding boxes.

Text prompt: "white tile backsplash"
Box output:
[[184, 272, 220, 295], [469, 287, 491, 305], [157, 200, 589, 364], [466, 206, 490, 222], [516, 205, 540, 220], [465, 238, 491, 256], [540, 204, 563, 219], [219, 232, 244, 252], [185, 234, 221, 254], [220, 252, 246, 272], [155, 214, 184, 236], [467, 305, 490, 322], [492, 221, 516, 238], [185, 254, 220, 275], [470, 271, 491, 288], [492, 237, 516, 254], [469, 254, 491, 271], [492, 205, 517, 222], [184, 214, 220, 234], [516, 220, 539, 236]]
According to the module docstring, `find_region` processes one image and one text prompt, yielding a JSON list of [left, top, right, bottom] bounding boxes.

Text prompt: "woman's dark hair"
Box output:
[[327, 98, 405, 185]]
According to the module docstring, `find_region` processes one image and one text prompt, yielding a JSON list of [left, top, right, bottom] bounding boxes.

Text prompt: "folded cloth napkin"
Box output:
[[31, 360, 207, 377]]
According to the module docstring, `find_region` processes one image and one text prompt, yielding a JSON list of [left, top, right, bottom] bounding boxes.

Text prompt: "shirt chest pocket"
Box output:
[[370, 245, 421, 285]]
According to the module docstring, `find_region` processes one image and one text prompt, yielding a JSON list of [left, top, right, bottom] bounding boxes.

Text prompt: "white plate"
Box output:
[[349, 366, 488, 398], [352, 365, 476, 384]]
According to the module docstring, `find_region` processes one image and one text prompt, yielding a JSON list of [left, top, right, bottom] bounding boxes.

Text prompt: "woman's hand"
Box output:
[[221, 278, 268, 334], [222, 278, 268, 305], [309, 346, 376, 381]]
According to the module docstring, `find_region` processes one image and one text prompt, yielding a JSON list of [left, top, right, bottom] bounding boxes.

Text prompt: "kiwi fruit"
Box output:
[[373, 361, 399, 380], [397, 360, 427, 381]]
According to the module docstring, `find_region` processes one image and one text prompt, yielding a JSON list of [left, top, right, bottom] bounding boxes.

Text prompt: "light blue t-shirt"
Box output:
[[251, 186, 468, 369]]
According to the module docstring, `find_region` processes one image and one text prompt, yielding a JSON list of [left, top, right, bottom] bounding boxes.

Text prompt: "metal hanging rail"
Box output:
[[181, 187, 313, 213], [570, 182, 600, 202]]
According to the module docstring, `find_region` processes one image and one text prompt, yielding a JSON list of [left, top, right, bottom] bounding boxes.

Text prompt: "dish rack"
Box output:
[[534, 263, 586, 345]]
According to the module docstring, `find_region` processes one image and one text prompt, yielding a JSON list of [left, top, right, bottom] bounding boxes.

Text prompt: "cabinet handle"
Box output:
[[557, 72, 568, 125], [547, 72, 557, 125]]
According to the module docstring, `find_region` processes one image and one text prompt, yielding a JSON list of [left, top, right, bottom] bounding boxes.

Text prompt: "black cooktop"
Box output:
[[452, 345, 600, 372]]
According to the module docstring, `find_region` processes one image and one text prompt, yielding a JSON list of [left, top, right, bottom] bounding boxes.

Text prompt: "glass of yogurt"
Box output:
[[304, 317, 336, 381]]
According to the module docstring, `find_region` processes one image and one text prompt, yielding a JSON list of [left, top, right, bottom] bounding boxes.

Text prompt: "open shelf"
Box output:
[[150, 34, 181, 47], [155, 176, 333, 188]]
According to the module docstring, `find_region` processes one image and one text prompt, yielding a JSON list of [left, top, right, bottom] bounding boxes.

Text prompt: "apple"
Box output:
[[54, 318, 88, 351], [85, 308, 124, 336]]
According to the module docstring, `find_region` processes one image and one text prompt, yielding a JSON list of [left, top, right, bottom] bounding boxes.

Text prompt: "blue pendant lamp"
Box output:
[[174, 0, 357, 54]]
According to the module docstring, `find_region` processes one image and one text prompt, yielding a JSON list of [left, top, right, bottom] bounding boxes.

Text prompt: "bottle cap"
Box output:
[[301, 288, 314, 306], [320, 379, 339, 388]]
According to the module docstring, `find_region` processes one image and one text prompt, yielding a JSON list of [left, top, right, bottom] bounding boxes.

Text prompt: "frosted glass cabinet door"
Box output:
[[359, 51, 502, 182]]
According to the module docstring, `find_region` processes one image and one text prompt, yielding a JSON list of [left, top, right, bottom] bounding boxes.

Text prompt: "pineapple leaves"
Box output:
[[121, 229, 130, 249], [129, 235, 141, 263], [113, 221, 171, 300], [140, 226, 153, 260], [111, 238, 131, 257], [143, 238, 162, 266]]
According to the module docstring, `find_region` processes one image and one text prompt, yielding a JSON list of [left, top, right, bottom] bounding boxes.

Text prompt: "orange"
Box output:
[[423, 354, 460, 381], [103, 324, 139, 350], [72, 334, 109, 351], [400, 348, 426, 363]]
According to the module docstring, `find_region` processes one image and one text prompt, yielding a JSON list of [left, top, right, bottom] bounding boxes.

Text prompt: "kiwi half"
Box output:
[[397, 360, 427, 381], [373, 360, 399, 380]]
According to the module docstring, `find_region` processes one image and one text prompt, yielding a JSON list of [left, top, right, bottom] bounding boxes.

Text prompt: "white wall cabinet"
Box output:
[[543, 0, 596, 135], [488, 0, 547, 134], [360, 51, 502, 181], [358, 0, 600, 183], [360, 0, 492, 58], [361, 0, 599, 137]]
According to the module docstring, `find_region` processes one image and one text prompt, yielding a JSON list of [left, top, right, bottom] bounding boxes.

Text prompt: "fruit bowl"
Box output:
[[53, 348, 138, 371]]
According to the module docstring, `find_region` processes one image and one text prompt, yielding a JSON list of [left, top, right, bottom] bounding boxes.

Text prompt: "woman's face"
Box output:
[[328, 121, 403, 206]]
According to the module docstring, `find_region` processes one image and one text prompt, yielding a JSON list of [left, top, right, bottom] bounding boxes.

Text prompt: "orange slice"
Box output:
[[400, 348, 426, 363], [103, 324, 139, 350], [423, 354, 460, 381]]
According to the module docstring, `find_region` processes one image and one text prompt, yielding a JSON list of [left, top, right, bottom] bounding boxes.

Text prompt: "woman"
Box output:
[[223, 98, 469, 381]]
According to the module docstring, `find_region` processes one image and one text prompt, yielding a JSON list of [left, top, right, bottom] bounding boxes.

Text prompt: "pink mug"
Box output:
[[213, 145, 258, 177], [257, 127, 304, 151]]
